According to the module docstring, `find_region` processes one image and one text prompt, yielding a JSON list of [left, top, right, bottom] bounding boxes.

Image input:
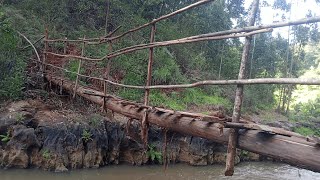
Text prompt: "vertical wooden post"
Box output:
[[73, 36, 86, 98], [43, 27, 49, 76], [225, 0, 260, 176], [141, 23, 156, 146], [64, 37, 68, 54], [102, 41, 113, 112]]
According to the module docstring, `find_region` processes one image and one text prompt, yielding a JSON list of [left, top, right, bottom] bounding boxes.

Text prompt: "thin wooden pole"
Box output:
[[106, 0, 213, 42], [225, 0, 260, 176], [107, 29, 271, 59], [73, 36, 86, 98], [102, 41, 113, 111], [249, 35, 256, 79], [142, 23, 156, 146], [218, 43, 225, 79], [38, 59, 320, 88], [43, 27, 49, 76], [44, 29, 271, 62], [64, 37, 68, 54]]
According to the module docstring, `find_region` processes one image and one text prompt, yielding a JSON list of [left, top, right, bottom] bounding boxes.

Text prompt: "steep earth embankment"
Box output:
[[0, 99, 261, 172]]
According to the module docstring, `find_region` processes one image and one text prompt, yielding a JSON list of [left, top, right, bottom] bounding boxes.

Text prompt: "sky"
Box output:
[[244, 0, 320, 38]]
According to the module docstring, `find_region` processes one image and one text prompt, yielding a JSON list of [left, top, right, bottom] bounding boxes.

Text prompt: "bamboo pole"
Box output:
[[225, 0, 260, 176], [73, 36, 86, 98], [142, 23, 156, 146]]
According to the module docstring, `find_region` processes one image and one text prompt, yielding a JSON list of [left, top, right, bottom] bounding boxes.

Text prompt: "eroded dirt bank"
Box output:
[[0, 99, 261, 172]]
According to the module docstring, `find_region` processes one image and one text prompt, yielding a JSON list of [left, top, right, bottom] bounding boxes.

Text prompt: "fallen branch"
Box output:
[[17, 31, 41, 64]]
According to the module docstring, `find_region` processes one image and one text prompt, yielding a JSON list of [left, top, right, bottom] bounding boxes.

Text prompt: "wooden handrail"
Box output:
[[44, 28, 271, 62], [41, 61, 320, 88]]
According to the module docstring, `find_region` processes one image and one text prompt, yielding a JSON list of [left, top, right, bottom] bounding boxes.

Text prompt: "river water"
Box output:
[[1, 162, 319, 180]]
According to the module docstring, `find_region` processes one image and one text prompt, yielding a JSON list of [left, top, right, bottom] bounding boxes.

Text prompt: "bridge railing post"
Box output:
[[43, 27, 49, 77], [63, 37, 68, 54], [141, 23, 156, 147], [102, 41, 113, 112], [73, 35, 86, 98], [225, 0, 260, 176]]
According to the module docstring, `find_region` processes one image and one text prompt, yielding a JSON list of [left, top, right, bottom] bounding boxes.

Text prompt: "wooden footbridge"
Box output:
[[21, 0, 320, 176]]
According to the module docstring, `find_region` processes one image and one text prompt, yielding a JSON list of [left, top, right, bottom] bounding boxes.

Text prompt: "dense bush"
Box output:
[[0, 11, 26, 101]]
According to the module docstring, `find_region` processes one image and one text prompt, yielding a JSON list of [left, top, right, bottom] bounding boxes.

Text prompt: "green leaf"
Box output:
[[151, 153, 155, 161]]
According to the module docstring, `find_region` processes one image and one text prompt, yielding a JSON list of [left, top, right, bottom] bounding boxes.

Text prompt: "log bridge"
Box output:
[[21, 0, 320, 176]]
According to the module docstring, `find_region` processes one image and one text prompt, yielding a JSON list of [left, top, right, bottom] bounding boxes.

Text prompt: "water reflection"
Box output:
[[0, 162, 319, 180]]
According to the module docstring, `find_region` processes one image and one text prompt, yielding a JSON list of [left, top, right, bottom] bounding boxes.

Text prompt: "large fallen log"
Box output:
[[46, 75, 320, 172]]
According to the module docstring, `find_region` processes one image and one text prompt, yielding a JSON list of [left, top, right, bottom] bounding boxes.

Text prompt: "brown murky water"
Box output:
[[1, 162, 319, 180]]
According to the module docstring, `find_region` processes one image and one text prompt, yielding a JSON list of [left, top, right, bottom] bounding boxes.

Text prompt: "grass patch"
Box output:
[[149, 88, 232, 111], [293, 127, 317, 136]]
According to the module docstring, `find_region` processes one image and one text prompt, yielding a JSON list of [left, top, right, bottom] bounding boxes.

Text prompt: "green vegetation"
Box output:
[[146, 144, 162, 164], [15, 113, 24, 124], [240, 150, 249, 158], [89, 114, 102, 128], [293, 127, 320, 137], [0, 131, 11, 143], [42, 149, 51, 160], [0, 9, 26, 101], [81, 129, 93, 143], [149, 88, 232, 111]]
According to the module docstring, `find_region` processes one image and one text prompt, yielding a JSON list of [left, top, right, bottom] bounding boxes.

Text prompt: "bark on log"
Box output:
[[46, 75, 320, 173]]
